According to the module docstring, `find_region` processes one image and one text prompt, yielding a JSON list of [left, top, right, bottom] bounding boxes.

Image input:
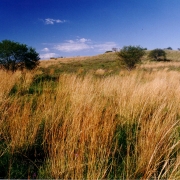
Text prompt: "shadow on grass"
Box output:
[[0, 120, 47, 179]]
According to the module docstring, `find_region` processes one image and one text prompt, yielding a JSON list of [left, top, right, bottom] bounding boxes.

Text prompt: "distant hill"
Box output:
[[44, 50, 180, 63], [39, 50, 180, 76]]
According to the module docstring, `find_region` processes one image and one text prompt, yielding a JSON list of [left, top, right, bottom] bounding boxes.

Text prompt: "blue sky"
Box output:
[[1, 0, 180, 59]]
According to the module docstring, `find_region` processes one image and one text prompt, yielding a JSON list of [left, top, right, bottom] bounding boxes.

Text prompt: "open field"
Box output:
[[1, 51, 180, 178]]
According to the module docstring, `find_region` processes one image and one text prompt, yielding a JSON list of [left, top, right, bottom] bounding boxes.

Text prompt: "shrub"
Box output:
[[117, 46, 145, 70], [148, 49, 167, 61], [166, 47, 173, 50]]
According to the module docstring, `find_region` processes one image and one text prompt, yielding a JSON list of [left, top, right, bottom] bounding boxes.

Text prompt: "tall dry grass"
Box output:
[[0, 71, 21, 102], [0, 69, 180, 178], [140, 61, 180, 69]]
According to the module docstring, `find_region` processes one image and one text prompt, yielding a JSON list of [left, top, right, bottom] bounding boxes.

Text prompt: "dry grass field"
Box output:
[[1, 51, 180, 178]]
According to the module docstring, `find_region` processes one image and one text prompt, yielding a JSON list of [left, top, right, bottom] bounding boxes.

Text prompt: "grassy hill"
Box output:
[[1, 50, 180, 179], [39, 52, 120, 76], [39, 50, 180, 76]]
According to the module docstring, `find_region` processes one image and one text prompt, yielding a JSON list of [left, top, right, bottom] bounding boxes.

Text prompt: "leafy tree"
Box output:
[[117, 46, 145, 70], [166, 47, 172, 50], [148, 48, 167, 61], [0, 40, 40, 72]]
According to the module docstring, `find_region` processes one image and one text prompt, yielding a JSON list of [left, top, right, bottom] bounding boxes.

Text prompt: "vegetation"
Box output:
[[148, 48, 167, 61], [1, 50, 180, 179], [166, 47, 173, 50], [117, 46, 145, 70], [39, 52, 121, 77], [0, 40, 40, 72], [105, 50, 113, 53]]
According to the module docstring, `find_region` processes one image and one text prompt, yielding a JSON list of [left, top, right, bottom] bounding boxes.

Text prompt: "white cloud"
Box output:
[[93, 42, 117, 52], [54, 38, 92, 52], [54, 42, 90, 52], [40, 53, 58, 59], [44, 18, 66, 25], [66, 40, 74, 43], [41, 48, 49, 52], [53, 38, 117, 53], [78, 38, 90, 43]]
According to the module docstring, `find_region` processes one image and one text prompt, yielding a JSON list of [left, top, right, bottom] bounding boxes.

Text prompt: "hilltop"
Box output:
[[39, 50, 180, 76], [42, 50, 180, 63]]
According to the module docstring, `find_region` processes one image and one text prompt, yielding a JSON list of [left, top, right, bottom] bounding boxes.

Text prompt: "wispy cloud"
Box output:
[[40, 53, 58, 59], [44, 18, 66, 25], [41, 48, 49, 52], [53, 38, 117, 52], [54, 38, 92, 52], [78, 38, 91, 43]]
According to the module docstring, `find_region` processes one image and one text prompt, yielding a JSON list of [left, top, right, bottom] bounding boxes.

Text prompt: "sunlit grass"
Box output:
[[0, 68, 180, 178]]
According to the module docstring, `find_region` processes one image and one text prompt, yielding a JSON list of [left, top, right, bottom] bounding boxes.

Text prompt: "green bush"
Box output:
[[148, 49, 167, 61], [117, 46, 145, 70]]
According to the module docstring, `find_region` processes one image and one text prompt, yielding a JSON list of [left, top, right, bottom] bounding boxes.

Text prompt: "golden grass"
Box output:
[[95, 68, 105, 75], [0, 71, 21, 102], [39, 56, 92, 68], [1, 69, 180, 178], [140, 61, 180, 69], [165, 50, 180, 61]]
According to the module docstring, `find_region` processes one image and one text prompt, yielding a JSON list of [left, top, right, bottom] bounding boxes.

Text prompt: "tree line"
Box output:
[[117, 46, 168, 70], [0, 39, 174, 72]]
